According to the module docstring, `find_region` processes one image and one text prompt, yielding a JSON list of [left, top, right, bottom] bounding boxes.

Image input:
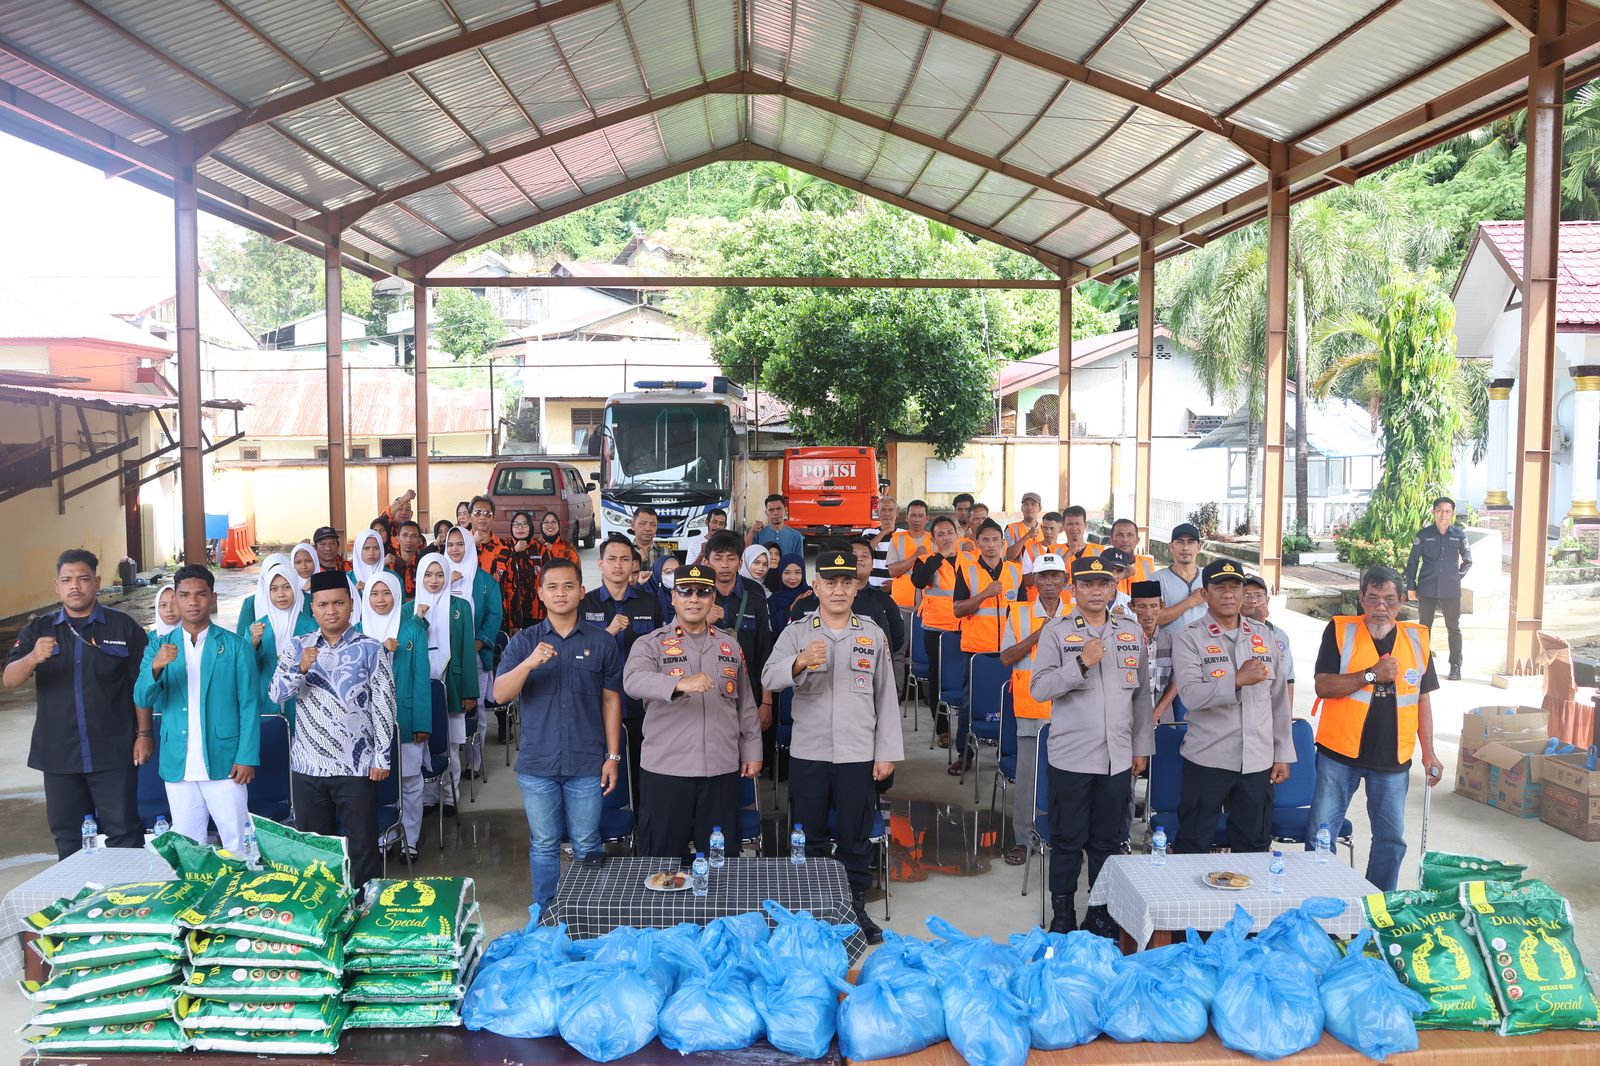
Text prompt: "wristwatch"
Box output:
[[1362, 669, 1377, 684], [605, 753, 623, 763], [1076, 654, 1088, 675]]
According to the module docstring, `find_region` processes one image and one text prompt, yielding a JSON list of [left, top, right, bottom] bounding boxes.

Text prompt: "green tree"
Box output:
[[204, 232, 373, 336], [743, 162, 857, 214], [433, 289, 504, 361]]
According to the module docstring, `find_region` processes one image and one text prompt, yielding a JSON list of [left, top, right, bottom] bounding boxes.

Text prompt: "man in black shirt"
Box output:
[[786, 539, 905, 653], [3, 549, 150, 857], [704, 531, 774, 732], [1308, 565, 1444, 891], [580, 535, 665, 797], [1403, 496, 1472, 680]]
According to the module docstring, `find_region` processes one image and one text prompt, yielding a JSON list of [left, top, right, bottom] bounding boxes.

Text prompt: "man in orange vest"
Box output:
[[910, 515, 967, 747], [1005, 492, 1044, 554], [999, 552, 1070, 865], [1016, 511, 1064, 597], [1108, 518, 1157, 595], [1309, 565, 1443, 891], [949, 519, 1023, 777], [1059, 506, 1102, 566], [886, 499, 933, 628]]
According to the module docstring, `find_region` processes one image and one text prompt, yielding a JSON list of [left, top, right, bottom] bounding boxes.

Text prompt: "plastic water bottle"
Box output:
[[708, 826, 726, 869], [80, 815, 98, 852], [1315, 823, 1332, 864], [691, 853, 709, 897], [152, 815, 170, 838], [790, 823, 807, 865], [241, 823, 260, 870], [1150, 826, 1168, 867], [1269, 850, 1286, 895]]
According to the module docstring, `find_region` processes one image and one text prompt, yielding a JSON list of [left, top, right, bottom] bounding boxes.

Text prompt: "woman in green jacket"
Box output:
[[445, 525, 502, 783], [237, 559, 315, 728], [406, 554, 478, 821], [235, 552, 288, 633], [361, 572, 429, 862]]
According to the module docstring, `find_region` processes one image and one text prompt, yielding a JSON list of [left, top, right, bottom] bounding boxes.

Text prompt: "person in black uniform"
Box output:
[[3, 549, 150, 857], [704, 530, 775, 732], [785, 539, 906, 653], [1403, 496, 1472, 681], [580, 534, 664, 800]]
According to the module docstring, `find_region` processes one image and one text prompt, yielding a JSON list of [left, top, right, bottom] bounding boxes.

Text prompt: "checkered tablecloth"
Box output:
[[2, 847, 175, 977], [543, 856, 868, 963], [1086, 850, 1378, 950]]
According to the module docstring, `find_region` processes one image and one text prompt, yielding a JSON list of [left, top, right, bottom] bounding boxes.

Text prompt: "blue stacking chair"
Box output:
[[738, 775, 763, 857], [1170, 693, 1189, 722], [961, 653, 1007, 803], [1271, 718, 1356, 864], [137, 713, 169, 830], [422, 680, 457, 852], [990, 682, 1019, 848], [1020, 722, 1051, 923], [1147, 722, 1227, 847], [812, 803, 890, 922], [907, 613, 930, 734], [377, 734, 407, 876], [936, 630, 966, 762], [597, 723, 635, 849], [774, 689, 794, 788], [246, 713, 293, 824]]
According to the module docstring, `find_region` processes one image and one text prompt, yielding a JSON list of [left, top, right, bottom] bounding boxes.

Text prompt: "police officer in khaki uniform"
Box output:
[[1030, 554, 1154, 934], [1170, 559, 1294, 855], [763, 549, 904, 944], [624, 563, 762, 864]]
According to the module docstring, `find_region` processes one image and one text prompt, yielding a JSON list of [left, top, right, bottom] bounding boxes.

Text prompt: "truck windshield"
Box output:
[[604, 402, 730, 492]]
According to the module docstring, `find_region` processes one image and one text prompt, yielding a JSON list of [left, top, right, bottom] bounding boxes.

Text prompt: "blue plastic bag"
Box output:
[[1128, 937, 1223, 1008], [572, 924, 695, 997], [1211, 945, 1325, 1061], [763, 899, 857, 981], [858, 928, 934, 984], [1010, 927, 1125, 984], [1321, 928, 1430, 1062], [941, 968, 1030, 1066], [1098, 964, 1208, 1043], [924, 915, 1023, 982], [698, 911, 769, 969], [461, 905, 572, 1038], [750, 944, 847, 1060], [659, 958, 763, 1054], [1256, 896, 1347, 977], [837, 970, 946, 1061], [1011, 933, 1105, 1050], [553, 964, 665, 1063]]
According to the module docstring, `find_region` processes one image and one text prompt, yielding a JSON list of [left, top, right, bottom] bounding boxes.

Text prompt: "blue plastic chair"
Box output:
[[738, 775, 762, 857], [774, 688, 794, 785], [423, 680, 455, 852], [1270, 718, 1356, 863], [1148, 721, 1228, 847], [961, 653, 1007, 802], [245, 713, 293, 824], [376, 734, 406, 876], [1021, 722, 1051, 922], [817, 804, 890, 921], [1171, 693, 1189, 722], [137, 713, 168, 830], [990, 682, 1019, 848], [597, 723, 635, 849], [936, 630, 966, 761], [907, 613, 930, 734]]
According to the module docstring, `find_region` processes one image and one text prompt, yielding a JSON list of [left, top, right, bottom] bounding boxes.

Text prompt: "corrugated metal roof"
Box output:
[[0, 0, 1556, 280], [232, 367, 489, 438]]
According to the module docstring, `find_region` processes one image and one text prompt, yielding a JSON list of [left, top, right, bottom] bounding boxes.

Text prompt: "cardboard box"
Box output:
[[1539, 780, 1600, 841], [1541, 751, 1600, 796], [1456, 707, 1547, 804], [1456, 750, 1491, 803], [1476, 740, 1551, 818]]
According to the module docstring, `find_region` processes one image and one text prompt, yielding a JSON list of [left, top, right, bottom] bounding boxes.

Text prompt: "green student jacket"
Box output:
[[358, 613, 432, 738], [402, 599, 478, 719], [235, 609, 317, 728], [133, 626, 262, 783]]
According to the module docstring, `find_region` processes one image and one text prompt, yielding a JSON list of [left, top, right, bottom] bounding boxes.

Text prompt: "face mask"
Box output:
[[662, 572, 676, 590]]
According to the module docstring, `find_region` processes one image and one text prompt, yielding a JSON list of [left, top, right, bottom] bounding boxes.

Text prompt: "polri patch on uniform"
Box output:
[[669, 668, 685, 678], [1210, 668, 1228, 678], [1122, 656, 1138, 667], [854, 656, 872, 671], [853, 675, 870, 690], [1064, 634, 1085, 644], [1124, 670, 1137, 686], [1205, 644, 1223, 654], [721, 666, 738, 678], [854, 636, 874, 647], [724, 680, 737, 696], [1115, 632, 1137, 642]]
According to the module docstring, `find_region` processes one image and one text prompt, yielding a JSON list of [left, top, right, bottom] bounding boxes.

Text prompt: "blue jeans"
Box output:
[[1307, 757, 1409, 892], [518, 773, 602, 907]]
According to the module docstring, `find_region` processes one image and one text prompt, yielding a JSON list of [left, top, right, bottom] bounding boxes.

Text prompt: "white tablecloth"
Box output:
[[1086, 850, 1378, 949], [1, 847, 174, 977]]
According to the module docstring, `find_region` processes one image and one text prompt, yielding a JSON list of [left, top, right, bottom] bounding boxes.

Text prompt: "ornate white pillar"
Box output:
[[1571, 369, 1600, 522], [1485, 378, 1513, 509]]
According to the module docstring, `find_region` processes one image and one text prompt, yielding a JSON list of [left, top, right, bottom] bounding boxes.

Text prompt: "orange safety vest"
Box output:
[[1005, 598, 1067, 719], [1005, 520, 1043, 549], [957, 536, 977, 555], [1118, 554, 1157, 595], [890, 530, 933, 609], [919, 553, 966, 632], [1059, 542, 1102, 608], [1312, 617, 1431, 763], [959, 557, 1024, 653], [1017, 539, 1052, 601]]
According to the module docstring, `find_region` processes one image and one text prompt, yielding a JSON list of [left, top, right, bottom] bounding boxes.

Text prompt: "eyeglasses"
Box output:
[[674, 587, 715, 599], [470, 509, 493, 517]]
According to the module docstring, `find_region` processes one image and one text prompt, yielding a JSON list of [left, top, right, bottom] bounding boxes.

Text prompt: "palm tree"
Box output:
[[743, 163, 857, 214]]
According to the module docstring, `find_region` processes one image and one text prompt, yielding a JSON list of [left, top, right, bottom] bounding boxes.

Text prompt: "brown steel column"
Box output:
[[324, 241, 347, 539], [174, 167, 207, 564], [1507, 0, 1566, 670], [1259, 142, 1291, 593], [1133, 226, 1155, 543], [1057, 283, 1072, 507], [413, 283, 430, 528]]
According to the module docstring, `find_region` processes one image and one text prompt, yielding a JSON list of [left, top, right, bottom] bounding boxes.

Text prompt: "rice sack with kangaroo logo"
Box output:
[[189, 1019, 344, 1056], [345, 1001, 463, 1029], [29, 880, 208, 939], [186, 930, 344, 975], [180, 993, 347, 1033], [149, 831, 246, 889], [345, 878, 475, 957], [1363, 888, 1502, 1031], [182, 869, 351, 949], [1462, 880, 1600, 1034]]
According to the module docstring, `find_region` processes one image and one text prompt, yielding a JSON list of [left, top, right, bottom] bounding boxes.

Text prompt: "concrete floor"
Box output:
[[1, 558, 1597, 1049]]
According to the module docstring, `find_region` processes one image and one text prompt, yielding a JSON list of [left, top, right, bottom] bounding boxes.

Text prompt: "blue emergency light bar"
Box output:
[[632, 379, 706, 390]]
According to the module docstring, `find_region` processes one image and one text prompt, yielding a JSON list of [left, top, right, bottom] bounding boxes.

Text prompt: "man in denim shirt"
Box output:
[[494, 558, 623, 907]]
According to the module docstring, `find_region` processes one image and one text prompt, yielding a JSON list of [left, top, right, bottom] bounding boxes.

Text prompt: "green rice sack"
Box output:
[[1462, 880, 1600, 1035], [1420, 852, 1528, 892], [33, 931, 185, 971], [20, 957, 181, 1004], [345, 1001, 461, 1029], [34, 880, 208, 938], [189, 1020, 344, 1055], [183, 869, 352, 949], [343, 943, 481, 1003], [187, 930, 345, 975], [24, 1018, 189, 1053], [149, 831, 246, 888], [343, 919, 482, 973], [22, 888, 92, 935], [251, 816, 350, 890], [346, 878, 475, 957], [27, 981, 182, 1027], [1364, 889, 1503, 1031], [179, 994, 347, 1033], [181, 963, 343, 1002]]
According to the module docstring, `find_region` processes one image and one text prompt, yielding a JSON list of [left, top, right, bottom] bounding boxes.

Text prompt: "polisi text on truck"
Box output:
[[799, 461, 857, 481]]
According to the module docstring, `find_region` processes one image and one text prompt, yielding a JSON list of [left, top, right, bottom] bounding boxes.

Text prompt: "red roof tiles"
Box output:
[[1475, 221, 1600, 328]]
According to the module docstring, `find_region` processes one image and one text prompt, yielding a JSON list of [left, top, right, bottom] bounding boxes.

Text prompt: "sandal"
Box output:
[[947, 759, 965, 776], [937, 734, 950, 749], [1004, 845, 1028, 866]]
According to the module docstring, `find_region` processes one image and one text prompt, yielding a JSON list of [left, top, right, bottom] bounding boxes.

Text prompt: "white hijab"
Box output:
[[360, 571, 403, 645], [350, 529, 386, 591], [412, 552, 453, 679], [151, 583, 178, 637], [260, 560, 302, 653], [290, 542, 322, 591], [446, 525, 481, 604], [740, 545, 769, 583]]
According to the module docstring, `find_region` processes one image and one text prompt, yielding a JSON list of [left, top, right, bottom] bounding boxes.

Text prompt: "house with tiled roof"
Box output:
[[1452, 220, 1600, 534]]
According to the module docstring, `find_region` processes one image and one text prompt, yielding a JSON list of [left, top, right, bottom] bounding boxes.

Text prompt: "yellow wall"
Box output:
[[887, 438, 1117, 521]]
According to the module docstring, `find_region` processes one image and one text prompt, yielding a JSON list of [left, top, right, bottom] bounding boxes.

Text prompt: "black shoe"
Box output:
[[443, 805, 457, 818], [1448, 666, 1462, 681], [852, 893, 883, 945], [1049, 895, 1077, 934], [422, 803, 439, 815], [1083, 904, 1119, 940], [496, 716, 509, 745]]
